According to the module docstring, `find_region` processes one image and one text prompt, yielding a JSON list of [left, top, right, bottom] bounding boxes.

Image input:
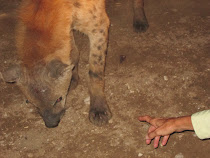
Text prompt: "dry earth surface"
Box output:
[[0, 0, 209, 158]]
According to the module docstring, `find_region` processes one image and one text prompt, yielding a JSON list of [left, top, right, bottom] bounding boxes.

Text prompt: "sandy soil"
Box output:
[[0, 0, 209, 157]]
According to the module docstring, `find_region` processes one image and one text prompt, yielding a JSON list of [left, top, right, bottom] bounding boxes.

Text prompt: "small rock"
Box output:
[[83, 112, 88, 115], [138, 153, 143, 157], [109, 119, 113, 124], [129, 90, 135, 94], [29, 109, 34, 112], [175, 153, 184, 158], [164, 76, 168, 81], [171, 9, 178, 12], [0, 13, 8, 19], [84, 97, 90, 105], [178, 111, 182, 115], [27, 153, 33, 158], [120, 55, 126, 63], [0, 141, 5, 146], [3, 112, 8, 118], [125, 83, 130, 89], [179, 17, 187, 23]]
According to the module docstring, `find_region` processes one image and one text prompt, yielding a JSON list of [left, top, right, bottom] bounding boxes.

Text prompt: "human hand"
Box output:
[[139, 115, 193, 148]]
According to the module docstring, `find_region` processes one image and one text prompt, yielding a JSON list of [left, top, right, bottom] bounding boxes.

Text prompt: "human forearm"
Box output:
[[174, 116, 194, 132]]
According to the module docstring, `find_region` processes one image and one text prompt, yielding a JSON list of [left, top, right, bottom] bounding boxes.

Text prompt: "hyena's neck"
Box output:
[[17, 0, 73, 67]]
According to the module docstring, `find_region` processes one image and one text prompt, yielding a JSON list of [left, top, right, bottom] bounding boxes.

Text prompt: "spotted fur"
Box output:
[[5, 0, 111, 127], [2, 0, 149, 128]]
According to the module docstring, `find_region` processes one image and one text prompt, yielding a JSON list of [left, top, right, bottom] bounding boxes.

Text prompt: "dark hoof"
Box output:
[[133, 20, 149, 33], [89, 107, 112, 127]]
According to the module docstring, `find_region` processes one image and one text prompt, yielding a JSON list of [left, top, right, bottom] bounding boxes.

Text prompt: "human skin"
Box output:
[[139, 115, 194, 148]]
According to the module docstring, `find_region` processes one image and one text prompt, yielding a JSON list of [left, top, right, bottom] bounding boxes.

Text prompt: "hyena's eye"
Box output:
[[56, 97, 62, 102], [54, 97, 62, 106]]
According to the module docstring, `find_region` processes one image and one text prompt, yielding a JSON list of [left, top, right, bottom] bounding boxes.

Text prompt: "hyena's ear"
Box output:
[[47, 59, 74, 79], [0, 65, 21, 83]]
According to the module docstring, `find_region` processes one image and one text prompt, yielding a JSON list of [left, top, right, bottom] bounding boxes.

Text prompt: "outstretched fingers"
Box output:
[[146, 125, 156, 144], [148, 128, 169, 148], [162, 135, 170, 146], [139, 115, 153, 124], [139, 115, 173, 148], [139, 115, 164, 128], [153, 135, 161, 148]]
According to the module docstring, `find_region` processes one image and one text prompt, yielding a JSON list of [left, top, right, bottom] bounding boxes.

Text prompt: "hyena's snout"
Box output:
[[41, 109, 65, 128]]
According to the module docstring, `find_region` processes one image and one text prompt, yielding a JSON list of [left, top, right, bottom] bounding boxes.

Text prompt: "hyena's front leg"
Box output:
[[88, 20, 112, 126], [69, 32, 79, 90], [133, 0, 149, 32]]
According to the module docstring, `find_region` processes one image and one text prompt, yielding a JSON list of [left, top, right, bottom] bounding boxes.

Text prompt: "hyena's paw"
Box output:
[[89, 98, 112, 126], [89, 107, 112, 126], [133, 19, 149, 33]]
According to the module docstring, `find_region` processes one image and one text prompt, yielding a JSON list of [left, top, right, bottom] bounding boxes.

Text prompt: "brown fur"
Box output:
[[13, 0, 111, 127], [5, 0, 147, 127], [17, 0, 72, 67]]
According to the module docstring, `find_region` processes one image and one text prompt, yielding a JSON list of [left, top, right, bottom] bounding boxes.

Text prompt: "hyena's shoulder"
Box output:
[[16, 0, 75, 67], [19, 0, 73, 32]]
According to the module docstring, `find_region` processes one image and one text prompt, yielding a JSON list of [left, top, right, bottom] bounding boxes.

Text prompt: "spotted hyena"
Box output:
[[133, 0, 149, 32], [1, 0, 148, 128], [1, 0, 111, 128]]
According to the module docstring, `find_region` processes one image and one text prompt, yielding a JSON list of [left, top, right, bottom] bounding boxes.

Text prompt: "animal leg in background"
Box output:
[[133, 0, 149, 32]]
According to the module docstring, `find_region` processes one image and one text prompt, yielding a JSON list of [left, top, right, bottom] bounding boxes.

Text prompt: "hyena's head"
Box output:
[[1, 59, 74, 128]]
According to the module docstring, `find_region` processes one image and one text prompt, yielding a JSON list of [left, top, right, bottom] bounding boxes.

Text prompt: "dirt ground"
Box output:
[[0, 0, 209, 157]]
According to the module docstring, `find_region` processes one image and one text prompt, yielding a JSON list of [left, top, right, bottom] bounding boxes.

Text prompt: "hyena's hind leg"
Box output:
[[69, 32, 80, 90], [133, 0, 149, 32]]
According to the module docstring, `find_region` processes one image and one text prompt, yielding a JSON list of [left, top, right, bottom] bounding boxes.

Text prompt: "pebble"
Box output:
[[29, 109, 34, 112], [164, 76, 168, 81], [138, 153, 143, 157], [84, 97, 90, 105], [129, 90, 135, 93], [82, 112, 88, 115], [171, 9, 178, 12], [0, 13, 7, 19], [0, 141, 5, 146], [125, 83, 130, 89], [109, 119, 113, 124], [3, 112, 8, 118], [27, 153, 33, 158], [179, 17, 187, 23], [175, 153, 184, 158]]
